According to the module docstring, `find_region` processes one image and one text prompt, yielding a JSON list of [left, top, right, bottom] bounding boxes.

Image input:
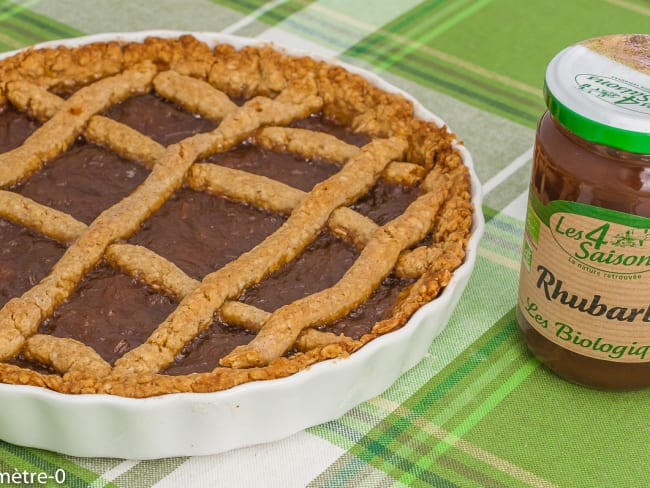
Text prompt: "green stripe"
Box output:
[[315, 415, 366, 447], [387, 46, 542, 110], [479, 242, 519, 266], [312, 310, 524, 486], [483, 166, 533, 214], [344, 49, 541, 126], [261, 8, 358, 50], [354, 0, 464, 49], [345, 0, 649, 129], [345, 38, 542, 126], [480, 234, 522, 261], [112, 458, 186, 488], [431, 358, 538, 456], [437, 453, 513, 488], [342, 0, 542, 124], [8, 8, 79, 39], [430, 341, 526, 428], [370, 0, 496, 74], [0, 441, 110, 488], [313, 311, 519, 451], [344, 0, 465, 67], [395, 350, 533, 485], [486, 212, 525, 239], [0, 0, 83, 52], [336, 310, 528, 485], [0, 41, 17, 52], [35, 450, 114, 488], [410, 309, 519, 410], [483, 204, 508, 226], [340, 0, 460, 64], [211, 0, 273, 14], [257, 0, 315, 26], [484, 224, 524, 248], [211, 0, 314, 26], [0, 0, 37, 22]]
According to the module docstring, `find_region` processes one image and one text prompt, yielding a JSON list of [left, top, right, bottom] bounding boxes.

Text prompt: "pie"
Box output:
[[0, 35, 472, 398]]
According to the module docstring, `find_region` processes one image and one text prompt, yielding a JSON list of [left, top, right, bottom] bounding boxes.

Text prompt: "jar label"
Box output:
[[518, 193, 650, 363]]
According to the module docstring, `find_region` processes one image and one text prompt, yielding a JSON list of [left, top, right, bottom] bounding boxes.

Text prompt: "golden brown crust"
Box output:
[[0, 35, 472, 397], [0, 41, 125, 94]]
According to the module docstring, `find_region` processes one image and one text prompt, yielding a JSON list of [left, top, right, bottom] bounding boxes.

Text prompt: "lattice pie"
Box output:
[[0, 35, 472, 397]]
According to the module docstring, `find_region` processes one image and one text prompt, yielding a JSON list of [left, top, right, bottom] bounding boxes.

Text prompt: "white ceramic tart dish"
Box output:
[[0, 31, 483, 459]]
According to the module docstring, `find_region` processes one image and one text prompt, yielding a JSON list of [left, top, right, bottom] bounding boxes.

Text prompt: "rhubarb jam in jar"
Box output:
[[517, 34, 650, 389]]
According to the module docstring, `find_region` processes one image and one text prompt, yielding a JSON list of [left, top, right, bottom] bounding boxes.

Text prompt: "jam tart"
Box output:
[[0, 35, 472, 398]]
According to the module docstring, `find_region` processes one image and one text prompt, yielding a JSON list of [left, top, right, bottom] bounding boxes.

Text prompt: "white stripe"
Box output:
[[501, 188, 530, 221], [220, 0, 288, 35], [256, 29, 339, 58], [369, 397, 557, 488], [0, 0, 39, 23], [90, 460, 139, 487], [255, 0, 423, 56], [152, 431, 345, 488], [482, 146, 534, 195]]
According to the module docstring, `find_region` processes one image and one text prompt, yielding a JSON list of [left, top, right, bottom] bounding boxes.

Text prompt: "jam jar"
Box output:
[[517, 34, 650, 389]]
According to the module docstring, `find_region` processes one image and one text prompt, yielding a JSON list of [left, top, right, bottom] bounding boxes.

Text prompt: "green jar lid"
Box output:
[[544, 34, 650, 154]]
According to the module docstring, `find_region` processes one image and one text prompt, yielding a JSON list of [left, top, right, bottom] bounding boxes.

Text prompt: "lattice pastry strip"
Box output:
[[23, 334, 111, 377], [0, 37, 472, 396]]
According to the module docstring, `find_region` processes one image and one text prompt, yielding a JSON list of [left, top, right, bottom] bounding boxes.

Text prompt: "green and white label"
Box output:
[[518, 195, 650, 363]]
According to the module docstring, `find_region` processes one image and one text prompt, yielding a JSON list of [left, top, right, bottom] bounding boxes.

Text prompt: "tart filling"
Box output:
[[0, 35, 471, 397]]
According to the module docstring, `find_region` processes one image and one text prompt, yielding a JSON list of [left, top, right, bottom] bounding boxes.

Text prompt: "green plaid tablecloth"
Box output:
[[0, 1, 648, 487]]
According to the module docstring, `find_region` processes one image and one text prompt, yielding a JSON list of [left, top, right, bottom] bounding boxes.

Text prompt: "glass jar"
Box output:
[[517, 34, 650, 389]]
